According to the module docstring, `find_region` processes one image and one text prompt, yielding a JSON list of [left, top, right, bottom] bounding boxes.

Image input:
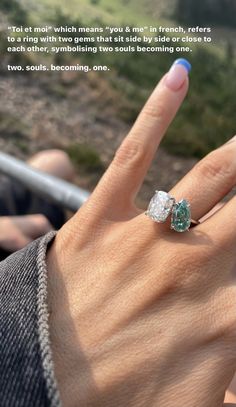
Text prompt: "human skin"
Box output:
[[47, 61, 236, 407], [0, 214, 53, 251], [0, 150, 74, 251]]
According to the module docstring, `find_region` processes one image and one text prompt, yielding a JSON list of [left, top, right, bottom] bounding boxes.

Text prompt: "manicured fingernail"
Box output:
[[165, 59, 191, 91]]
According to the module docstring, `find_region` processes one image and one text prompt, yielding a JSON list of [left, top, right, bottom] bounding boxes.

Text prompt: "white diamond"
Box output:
[[146, 191, 175, 223]]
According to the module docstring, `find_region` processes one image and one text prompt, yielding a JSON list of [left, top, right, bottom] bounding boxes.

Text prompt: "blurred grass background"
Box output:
[[1, 0, 236, 160]]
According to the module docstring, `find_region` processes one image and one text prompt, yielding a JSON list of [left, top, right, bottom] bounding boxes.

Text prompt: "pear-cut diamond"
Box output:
[[171, 199, 191, 232], [146, 191, 175, 223]]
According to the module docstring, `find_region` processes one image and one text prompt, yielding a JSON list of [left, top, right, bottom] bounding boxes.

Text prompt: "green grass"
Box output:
[[4, 0, 236, 158], [66, 143, 104, 172], [0, 112, 29, 139], [24, 0, 156, 25]]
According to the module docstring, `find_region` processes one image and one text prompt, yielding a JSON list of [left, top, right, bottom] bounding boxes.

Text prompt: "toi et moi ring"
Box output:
[[145, 191, 199, 233]]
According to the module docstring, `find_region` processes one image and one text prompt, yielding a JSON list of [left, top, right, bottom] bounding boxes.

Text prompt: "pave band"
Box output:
[[145, 190, 199, 233]]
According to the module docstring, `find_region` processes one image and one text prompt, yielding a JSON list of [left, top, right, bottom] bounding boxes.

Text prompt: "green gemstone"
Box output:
[[171, 199, 191, 233]]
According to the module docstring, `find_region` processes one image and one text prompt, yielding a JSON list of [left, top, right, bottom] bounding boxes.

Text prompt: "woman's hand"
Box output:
[[0, 214, 53, 251], [47, 60, 236, 407]]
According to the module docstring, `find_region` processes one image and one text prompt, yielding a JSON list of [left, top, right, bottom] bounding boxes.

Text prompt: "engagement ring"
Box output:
[[145, 190, 199, 233]]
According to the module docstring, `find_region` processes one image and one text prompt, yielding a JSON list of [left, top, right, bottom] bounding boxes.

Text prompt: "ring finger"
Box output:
[[139, 136, 236, 236], [169, 136, 236, 222]]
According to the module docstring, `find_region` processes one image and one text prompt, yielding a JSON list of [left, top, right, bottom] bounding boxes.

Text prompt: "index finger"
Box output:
[[94, 59, 191, 218]]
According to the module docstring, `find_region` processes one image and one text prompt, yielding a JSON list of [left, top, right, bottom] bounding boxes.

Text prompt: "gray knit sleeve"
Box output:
[[0, 231, 61, 407]]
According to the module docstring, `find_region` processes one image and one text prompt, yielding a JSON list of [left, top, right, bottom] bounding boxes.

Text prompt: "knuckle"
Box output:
[[113, 138, 150, 168], [213, 295, 236, 344], [142, 101, 167, 122], [48, 149, 71, 163], [36, 215, 51, 230], [222, 315, 236, 341], [195, 150, 236, 185], [36, 214, 47, 224], [167, 246, 214, 287]]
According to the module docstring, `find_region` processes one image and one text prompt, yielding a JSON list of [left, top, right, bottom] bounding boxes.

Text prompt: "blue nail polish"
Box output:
[[173, 58, 192, 73]]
